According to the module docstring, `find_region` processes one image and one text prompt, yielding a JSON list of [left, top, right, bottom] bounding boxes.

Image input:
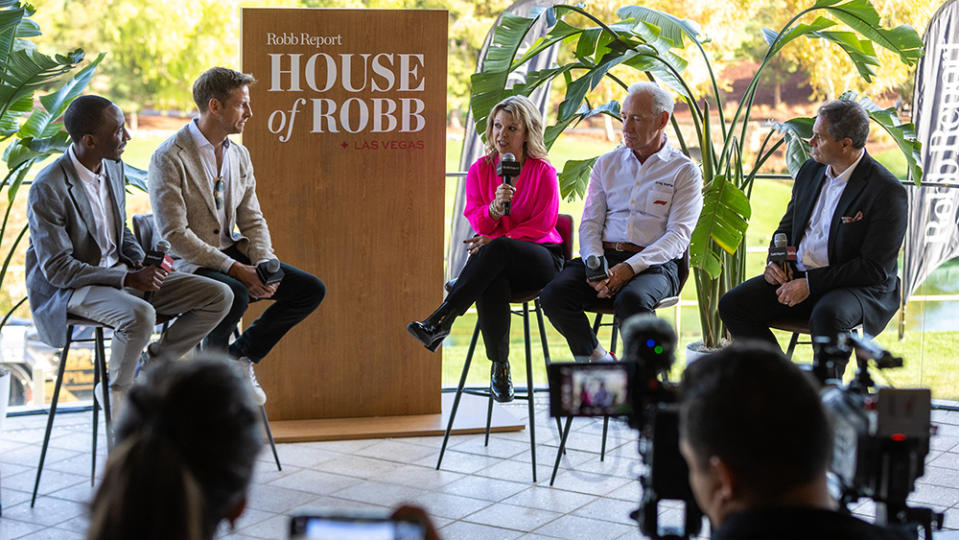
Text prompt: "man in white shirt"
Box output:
[[719, 100, 907, 376], [25, 95, 232, 414], [541, 82, 703, 362]]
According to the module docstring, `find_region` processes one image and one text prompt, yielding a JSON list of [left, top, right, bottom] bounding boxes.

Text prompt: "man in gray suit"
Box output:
[[26, 95, 233, 414], [149, 67, 325, 405]]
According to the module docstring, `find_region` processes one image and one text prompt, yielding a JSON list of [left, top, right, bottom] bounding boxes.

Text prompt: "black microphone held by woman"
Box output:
[[407, 96, 564, 402]]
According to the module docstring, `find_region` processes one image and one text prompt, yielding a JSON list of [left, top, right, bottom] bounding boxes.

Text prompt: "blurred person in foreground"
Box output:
[[678, 342, 911, 540], [86, 356, 261, 540]]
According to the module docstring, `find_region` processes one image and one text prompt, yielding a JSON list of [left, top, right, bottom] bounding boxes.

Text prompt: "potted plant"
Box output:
[[468, 1, 922, 353]]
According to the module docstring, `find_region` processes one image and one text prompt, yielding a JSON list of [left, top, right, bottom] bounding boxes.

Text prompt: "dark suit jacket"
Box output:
[[25, 155, 144, 347], [773, 152, 906, 335]]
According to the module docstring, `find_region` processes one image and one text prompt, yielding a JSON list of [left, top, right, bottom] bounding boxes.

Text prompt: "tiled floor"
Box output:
[[2, 401, 958, 539]]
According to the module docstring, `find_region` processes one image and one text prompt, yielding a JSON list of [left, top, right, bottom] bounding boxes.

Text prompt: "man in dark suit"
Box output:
[[719, 100, 906, 375], [26, 95, 232, 415]]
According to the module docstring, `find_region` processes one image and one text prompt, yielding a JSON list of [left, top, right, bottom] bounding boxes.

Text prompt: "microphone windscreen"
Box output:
[[503, 152, 515, 162], [773, 233, 787, 248], [156, 240, 170, 252], [586, 255, 601, 270], [265, 258, 281, 273]]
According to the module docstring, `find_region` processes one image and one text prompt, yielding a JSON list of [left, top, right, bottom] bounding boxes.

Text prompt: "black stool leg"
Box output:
[[260, 406, 282, 471], [483, 394, 494, 447], [436, 322, 480, 470], [32, 327, 74, 507], [91, 351, 100, 486], [785, 331, 800, 359], [523, 302, 537, 482], [535, 299, 564, 441], [95, 328, 113, 451], [550, 416, 574, 486], [600, 319, 619, 462]]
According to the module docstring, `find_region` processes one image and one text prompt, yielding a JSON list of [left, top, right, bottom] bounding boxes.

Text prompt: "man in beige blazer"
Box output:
[[148, 67, 325, 404]]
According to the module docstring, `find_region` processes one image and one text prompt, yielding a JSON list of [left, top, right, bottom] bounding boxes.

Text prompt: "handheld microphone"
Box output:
[[769, 233, 795, 281], [256, 258, 285, 285], [585, 254, 609, 282], [496, 152, 521, 216], [142, 240, 173, 302]]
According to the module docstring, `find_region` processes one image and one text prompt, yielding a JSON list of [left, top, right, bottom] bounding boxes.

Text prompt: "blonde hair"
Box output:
[[483, 95, 548, 162]]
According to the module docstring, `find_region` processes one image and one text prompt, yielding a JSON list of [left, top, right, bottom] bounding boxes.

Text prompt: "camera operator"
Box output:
[[677, 342, 910, 540]]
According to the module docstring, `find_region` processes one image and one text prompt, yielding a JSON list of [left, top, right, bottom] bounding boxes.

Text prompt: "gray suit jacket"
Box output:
[[26, 155, 145, 347], [148, 124, 274, 274]]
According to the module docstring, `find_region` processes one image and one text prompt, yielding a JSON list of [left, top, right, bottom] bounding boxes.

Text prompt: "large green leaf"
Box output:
[[0, 44, 84, 124], [814, 30, 879, 81], [690, 175, 751, 279], [771, 117, 814, 177], [819, 0, 923, 65], [469, 12, 541, 136], [762, 16, 835, 56], [841, 91, 923, 183], [616, 5, 701, 49], [558, 156, 598, 202], [22, 51, 105, 139]]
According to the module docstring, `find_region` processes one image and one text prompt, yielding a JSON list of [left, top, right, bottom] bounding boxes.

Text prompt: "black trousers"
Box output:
[[719, 274, 864, 350], [196, 245, 326, 363], [446, 237, 563, 362], [540, 249, 678, 359]]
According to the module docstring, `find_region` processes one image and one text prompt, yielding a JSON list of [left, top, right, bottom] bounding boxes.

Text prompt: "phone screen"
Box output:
[[290, 514, 426, 540]]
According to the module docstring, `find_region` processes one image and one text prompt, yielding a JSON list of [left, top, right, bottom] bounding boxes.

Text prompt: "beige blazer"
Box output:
[[148, 124, 274, 274]]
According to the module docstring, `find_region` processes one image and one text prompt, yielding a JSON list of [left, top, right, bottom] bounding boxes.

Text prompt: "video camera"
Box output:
[[547, 315, 702, 540], [811, 333, 943, 538]]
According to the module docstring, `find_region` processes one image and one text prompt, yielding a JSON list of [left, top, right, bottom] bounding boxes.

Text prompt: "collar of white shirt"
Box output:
[[67, 144, 103, 184], [187, 118, 231, 152], [826, 148, 865, 183]]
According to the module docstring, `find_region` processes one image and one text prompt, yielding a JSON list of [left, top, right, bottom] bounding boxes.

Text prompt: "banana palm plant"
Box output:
[[0, 0, 104, 331], [469, 0, 923, 349]]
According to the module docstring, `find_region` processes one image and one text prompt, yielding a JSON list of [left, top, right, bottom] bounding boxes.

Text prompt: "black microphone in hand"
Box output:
[[769, 233, 792, 281], [142, 240, 171, 302], [256, 258, 285, 285], [496, 152, 521, 216], [585, 254, 609, 282]]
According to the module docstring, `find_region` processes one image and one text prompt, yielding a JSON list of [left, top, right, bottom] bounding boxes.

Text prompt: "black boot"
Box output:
[[490, 361, 514, 403], [407, 302, 456, 352]]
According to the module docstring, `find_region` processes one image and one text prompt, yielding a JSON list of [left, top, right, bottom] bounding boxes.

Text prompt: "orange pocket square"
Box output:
[[841, 210, 863, 224]]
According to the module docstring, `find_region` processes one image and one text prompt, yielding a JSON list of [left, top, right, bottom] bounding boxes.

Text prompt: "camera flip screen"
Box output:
[[547, 362, 633, 417]]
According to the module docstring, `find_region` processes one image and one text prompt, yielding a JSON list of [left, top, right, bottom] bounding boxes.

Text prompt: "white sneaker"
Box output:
[[240, 357, 267, 405], [93, 382, 125, 418]]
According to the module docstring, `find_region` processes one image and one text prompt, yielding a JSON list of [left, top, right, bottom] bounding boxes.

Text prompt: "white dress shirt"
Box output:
[[580, 141, 703, 274], [68, 145, 119, 268], [796, 149, 865, 271], [187, 119, 235, 273]]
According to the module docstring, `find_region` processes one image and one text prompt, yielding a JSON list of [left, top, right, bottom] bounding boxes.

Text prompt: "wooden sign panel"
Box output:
[[241, 8, 447, 421]]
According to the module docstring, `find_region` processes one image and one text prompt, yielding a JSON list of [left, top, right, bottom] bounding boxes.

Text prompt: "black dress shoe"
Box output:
[[490, 361, 514, 403], [407, 321, 447, 352]]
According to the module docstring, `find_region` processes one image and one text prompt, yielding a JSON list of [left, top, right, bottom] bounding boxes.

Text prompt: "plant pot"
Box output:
[[685, 341, 721, 365]]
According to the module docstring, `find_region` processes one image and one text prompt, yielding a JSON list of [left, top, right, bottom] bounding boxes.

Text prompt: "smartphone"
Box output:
[[289, 510, 427, 540], [547, 361, 634, 418]]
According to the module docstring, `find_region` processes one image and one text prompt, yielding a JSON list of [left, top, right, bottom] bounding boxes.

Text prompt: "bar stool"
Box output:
[[769, 318, 863, 360], [32, 318, 115, 506], [549, 250, 688, 486], [436, 215, 574, 482]]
